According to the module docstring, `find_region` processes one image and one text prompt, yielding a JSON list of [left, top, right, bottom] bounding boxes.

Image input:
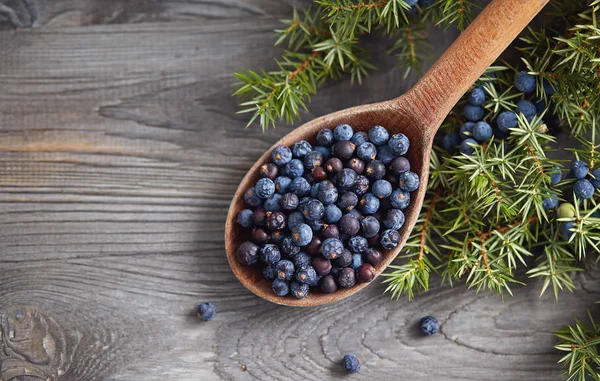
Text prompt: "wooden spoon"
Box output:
[[225, 0, 549, 306]]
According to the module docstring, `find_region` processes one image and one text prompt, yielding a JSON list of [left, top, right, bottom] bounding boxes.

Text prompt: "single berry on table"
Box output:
[[334, 124, 353, 141], [348, 236, 368, 253], [398, 171, 420, 192], [321, 238, 345, 259], [332, 140, 357, 160], [260, 163, 279, 180], [357, 263, 376, 283], [197, 302, 216, 321], [360, 216, 380, 238], [339, 214, 361, 235], [271, 145, 292, 166], [274, 176, 292, 194], [442, 132, 461, 152], [360, 193, 380, 214], [292, 140, 312, 158], [317, 128, 334, 146], [342, 354, 361, 374], [276, 259, 295, 280], [272, 279, 289, 296], [260, 244, 281, 265], [388, 133, 410, 155], [561, 221, 575, 241], [365, 248, 383, 265], [237, 209, 254, 228], [338, 267, 357, 288], [291, 223, 313, 246], [237, 241, 259, 265], [380, 229, 400, 250], [351, 131, 368, 146], [468, 87, 486, 105], [496, 110, 518, 132], [459, 122, 475, 139], [460, 138, 478, 155], [320, 275, 338, 293], [284, 159, 304, 178], [514, 70, 536, 93], [472, 121, 493, 142], [570, 160, 589, 179], [390, 188, 410, 209], [290, 282, 309, 299], [420, 316, 440, 335], [368, 125, 390, 145], [574, 178, 595, 199], [464, 104, 484, 122]]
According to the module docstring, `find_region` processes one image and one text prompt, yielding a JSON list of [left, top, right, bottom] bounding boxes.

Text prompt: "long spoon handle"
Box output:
[[399, 0, 549, 135]]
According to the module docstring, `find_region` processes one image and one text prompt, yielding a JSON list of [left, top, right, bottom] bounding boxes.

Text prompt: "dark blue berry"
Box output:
[[388, 133, 410, 155], [349, 236, 368, 253], [351, 175, 371, 195], [334, 124, 354, 141], [296, 266, 317, 284], [472, 121, 493, 142], [420, 316, 439, 335], [280, 237, 300, 257], [347, 158, 365, 175], [468, 87, 486, 106], [351, 131, 369, 146], [516, 99, 536, 118], [351, 253, 363, 270], [320, 275, 338, 293], [442, 132, 461, 152], [419, 0, 435, 6], [292, 252, 311, 269], [303, 151, 323, 170], [313, 146, 330, 160], [255, 178, 275, 199], [260, 163, 279, 180], [317, 128, 334, 147], [306, 218, 325, 232], [237, 209, 254, 228], [496, 111, 518, 132], [288, 211, 305, 229], [290, 177, 311, 197], [274, 176, 292, 194], [337, 191, 359, 212], [359, 193, 380, 214], [284, 159, 304, 178], [337, 168, 358, 189], [542, 194, 559, 210], [347, 209, 363, 221], [290, 282, 309, 298], [322, 224, 340, 240], [244, 187, 263, 208], [372, 179, 393, 198], [590, 168, 600, 189], [334, 249, 352, 267], [264, 194, 283, 212], [376, 144, 396, 165], [574, 179, 595, 199], [380, 229, 400, 250], [324, 204, 343, 224], [464, 104, 484, 122], [342, 354, 361, 374], [237, 241, 259, 265], [252, 228, 270, 246], [332, 140, 356, 160], [460, 138, 478, 155], [550, 165, 562, 186], [383, 209, 405, 230], [570, 160, 589, 179], [365, 248, 383, 265], [390, 188, 410, 209], [533, 97, 546, 113], [338, 267, 356, 288], [357, 142, 377, 161], [312, 257, 332, 276], [543, 78, 556, 95], [321, 238, 344, 259], [271, 145, 292, 166], [272, 279, 289, 296], [260, 244, 281, 265], [459, 122, 475, 139], [561, 221, 575, 241], [310, 183, 320, 198], [291, 223, 313, 246], [339, 214, 361, 235], [303, 199, 325, 220], [292, 140, 312, 158], [197, 302, 216, 321], [514, 71, 536, 93], [276, 259, 295, 280], [365, 160, 386, 180], [360, 216, 380, 238], [398, 172, 419, 192], [368, 125, 390, 145], [263, 265, 277, 280], [318, 180, 338, 205], [390, 156, 411, 176], [282, 193, 299, 211]]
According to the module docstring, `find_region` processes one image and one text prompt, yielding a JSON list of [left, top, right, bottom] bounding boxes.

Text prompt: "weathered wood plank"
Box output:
[[0, 1, 596, 380]]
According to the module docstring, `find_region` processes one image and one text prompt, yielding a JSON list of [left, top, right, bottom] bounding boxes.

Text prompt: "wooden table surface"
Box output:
[[0, 1, 599, 380]]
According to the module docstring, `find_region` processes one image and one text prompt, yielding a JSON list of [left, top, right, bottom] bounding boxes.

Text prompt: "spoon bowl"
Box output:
[[225, 0, 549, 306]]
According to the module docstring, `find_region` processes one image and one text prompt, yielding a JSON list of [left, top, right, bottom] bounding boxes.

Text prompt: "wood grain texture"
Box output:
[[0, 0, 596, 379]]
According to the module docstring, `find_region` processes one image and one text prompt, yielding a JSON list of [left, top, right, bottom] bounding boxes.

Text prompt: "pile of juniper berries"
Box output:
[[236, 124, 419, 298]]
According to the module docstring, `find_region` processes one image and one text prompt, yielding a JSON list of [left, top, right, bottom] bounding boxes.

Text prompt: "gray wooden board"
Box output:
[[0, 0, 597, 380]]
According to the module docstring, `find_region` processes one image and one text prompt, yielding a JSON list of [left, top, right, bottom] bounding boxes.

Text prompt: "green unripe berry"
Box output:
[[557, 203, 576, 219]]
